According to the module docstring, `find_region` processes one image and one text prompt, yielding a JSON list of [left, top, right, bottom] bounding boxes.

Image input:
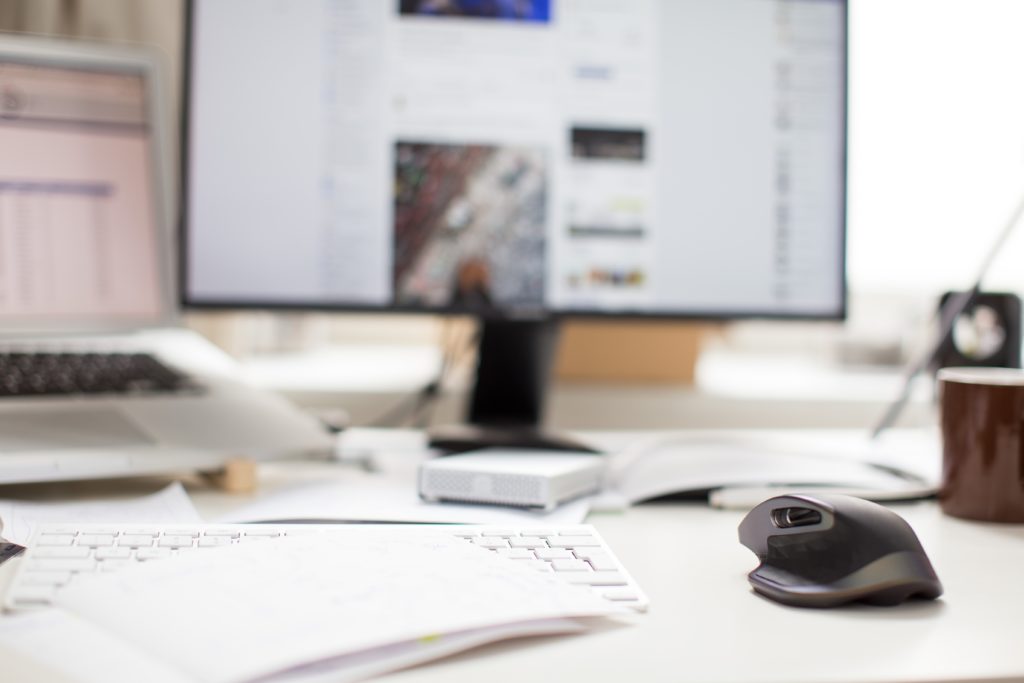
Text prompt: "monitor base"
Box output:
[[427, 424, 603, 455]]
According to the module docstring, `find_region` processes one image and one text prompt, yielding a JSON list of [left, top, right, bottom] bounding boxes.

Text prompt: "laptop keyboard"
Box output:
[[4, 523, 649, 612], [0, 352, 193, 397]]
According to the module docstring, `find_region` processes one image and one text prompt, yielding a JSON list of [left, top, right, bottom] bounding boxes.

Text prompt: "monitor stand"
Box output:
[[427, 318, 601, 455]]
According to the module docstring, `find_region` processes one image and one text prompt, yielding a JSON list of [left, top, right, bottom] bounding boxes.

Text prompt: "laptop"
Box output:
[[0, 34, 334, 484]]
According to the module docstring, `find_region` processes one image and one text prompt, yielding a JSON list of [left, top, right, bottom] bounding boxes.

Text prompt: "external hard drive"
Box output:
[[418, 450, 605, 510]]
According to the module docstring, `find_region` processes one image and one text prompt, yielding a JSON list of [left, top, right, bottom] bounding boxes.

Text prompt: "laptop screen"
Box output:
[[0, 51, 165, 328]]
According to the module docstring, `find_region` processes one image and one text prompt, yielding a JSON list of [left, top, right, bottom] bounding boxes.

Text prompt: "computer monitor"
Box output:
[[181, 0, 847, 451]]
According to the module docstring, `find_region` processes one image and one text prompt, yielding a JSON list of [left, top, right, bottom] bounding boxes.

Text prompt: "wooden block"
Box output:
[[203, 457, 258, 494], [555, 321, 717, 384]]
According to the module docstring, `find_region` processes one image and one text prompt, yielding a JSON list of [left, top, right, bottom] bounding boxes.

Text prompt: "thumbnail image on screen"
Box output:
[[398, 0, 551, 22], [393, 141, 547, 311], [571, 127, 646, 162]]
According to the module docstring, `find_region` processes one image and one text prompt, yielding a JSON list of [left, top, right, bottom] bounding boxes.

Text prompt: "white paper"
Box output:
[[0, 608, 583, 683], [217, 477, 591, 525], [274, 618, 586, 683], [0, 609, 192, 683], [606, 429, 941, 504], [0, 482, 201, 545], [56, 529, 622, 683]]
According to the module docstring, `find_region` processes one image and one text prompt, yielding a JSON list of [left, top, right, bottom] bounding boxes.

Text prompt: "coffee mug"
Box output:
[[939, 367, 1024, 522]]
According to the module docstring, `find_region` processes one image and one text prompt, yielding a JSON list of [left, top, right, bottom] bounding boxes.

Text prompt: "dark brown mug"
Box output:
[[939, 367, 1024, 522]]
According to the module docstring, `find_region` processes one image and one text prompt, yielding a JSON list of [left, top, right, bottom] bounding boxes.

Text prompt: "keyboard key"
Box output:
[[77, 534, 116, 547], [95, 547, 133, 560], [564, 571, 627, 586], [550, 559, 590, 572], [507, 537, 547, 549], [136, 548, 171, 560], [198, 536, 232, 548], [494, 548, 534, 560], [158, 536, 195, 548], [119, 535, 155, 548], [69, 527, 121, 535], [547, 536, 602, 549], [38, 527, 82, 535], [602, 587, 643, 602], [30, 547, 91, 559], [201, 530, 240, 538], [535, 548, 574, 560], [472, 537, 509, 549], [99, 560, 133, 572], [480, 529, 517, 538], [36, 535, 75, 547], [585, 555, 618, 572], [122, 529, 162, 537], [242, 529, 283, 537]]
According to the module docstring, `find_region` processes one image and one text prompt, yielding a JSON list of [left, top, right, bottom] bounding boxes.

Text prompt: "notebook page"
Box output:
[[0, 609, 191, 683], [55, 529, 622, 683]]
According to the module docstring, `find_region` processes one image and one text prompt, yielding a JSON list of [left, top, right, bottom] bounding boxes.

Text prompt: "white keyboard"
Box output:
[[3, 523, 648, 612]]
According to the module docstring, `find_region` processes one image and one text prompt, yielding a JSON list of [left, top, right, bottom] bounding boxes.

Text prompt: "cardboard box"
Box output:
[[555, 320, 715, 384]]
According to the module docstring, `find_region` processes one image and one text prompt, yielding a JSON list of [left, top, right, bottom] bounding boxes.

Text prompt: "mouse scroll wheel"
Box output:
[[770, 507, 823, 528]]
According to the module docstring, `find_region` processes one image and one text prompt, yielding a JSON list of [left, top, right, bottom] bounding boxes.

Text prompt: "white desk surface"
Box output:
[[239, 345, 939, 432], [1, 441, 1023, 683]]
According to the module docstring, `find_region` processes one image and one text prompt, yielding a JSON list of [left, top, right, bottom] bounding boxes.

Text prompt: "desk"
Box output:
[[421, 501, 1024, 683], [1, 443, 1022, 683]]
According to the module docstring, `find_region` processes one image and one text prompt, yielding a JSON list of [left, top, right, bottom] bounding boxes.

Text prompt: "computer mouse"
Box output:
[[737, 493, 943, 608]]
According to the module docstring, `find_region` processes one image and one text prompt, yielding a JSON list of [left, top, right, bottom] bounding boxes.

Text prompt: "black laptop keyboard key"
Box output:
[[0, 353, 195, 397]]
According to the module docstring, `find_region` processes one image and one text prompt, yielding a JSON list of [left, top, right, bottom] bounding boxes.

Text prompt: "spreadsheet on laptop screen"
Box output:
[[0, 58, 164, 325]]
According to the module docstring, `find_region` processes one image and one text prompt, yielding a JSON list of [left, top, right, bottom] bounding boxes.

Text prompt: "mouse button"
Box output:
[[828, 495, 917, 536], [837, 508, 926, 557], [833, 550, 943, 601], [737, 506, 774, 556]]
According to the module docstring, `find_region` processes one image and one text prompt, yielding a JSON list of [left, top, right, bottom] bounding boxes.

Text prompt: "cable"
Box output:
[[411, 318, 479, 428], [365, 317, 479, 429], [870, 184, 1024, 439]]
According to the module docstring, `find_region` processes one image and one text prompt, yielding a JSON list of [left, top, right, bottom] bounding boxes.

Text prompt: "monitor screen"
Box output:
[[183, 0, 846, 319], [0, 48, 165, 327]]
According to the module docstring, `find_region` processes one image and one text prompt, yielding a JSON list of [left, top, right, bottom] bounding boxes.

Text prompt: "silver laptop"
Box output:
[[0, 34, 334, 484]]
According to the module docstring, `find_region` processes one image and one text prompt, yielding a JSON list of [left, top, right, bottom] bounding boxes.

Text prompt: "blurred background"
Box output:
[[4, 0, 1024, 430]]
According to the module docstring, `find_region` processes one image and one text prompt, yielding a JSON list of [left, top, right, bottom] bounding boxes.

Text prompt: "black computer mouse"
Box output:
[[737, 493, 943, 608]]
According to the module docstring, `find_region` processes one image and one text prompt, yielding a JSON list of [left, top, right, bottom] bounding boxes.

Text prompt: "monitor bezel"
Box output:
[[178, 0, 848, 324]]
